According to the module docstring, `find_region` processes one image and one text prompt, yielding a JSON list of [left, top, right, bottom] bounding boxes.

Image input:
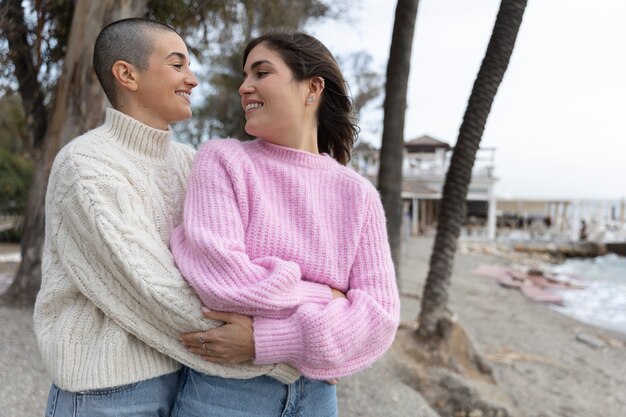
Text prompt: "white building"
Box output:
[[350, 135, 499, 239]]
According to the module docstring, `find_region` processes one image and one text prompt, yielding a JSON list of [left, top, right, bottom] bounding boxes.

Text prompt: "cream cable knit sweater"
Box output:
[[33, 109, 299, 392]]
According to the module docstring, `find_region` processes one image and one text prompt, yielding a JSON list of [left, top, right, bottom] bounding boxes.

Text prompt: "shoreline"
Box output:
[[405, 237, 626, 417], [459, 238, 626, 339]]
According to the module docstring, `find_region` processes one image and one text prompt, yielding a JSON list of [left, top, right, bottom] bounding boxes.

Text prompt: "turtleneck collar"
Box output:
[[101, 108, 172, 160], [253, 139, 335, 169]]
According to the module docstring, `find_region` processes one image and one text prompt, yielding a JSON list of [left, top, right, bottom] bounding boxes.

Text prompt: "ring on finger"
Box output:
[[202, 342, 209, 351], [199, 332, 206, 343]]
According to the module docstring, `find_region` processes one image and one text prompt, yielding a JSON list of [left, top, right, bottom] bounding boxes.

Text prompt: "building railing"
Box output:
[[352, 162, 496, 179], [350, 147, 497, 179]]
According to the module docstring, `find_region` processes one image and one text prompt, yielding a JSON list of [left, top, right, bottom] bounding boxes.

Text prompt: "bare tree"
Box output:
[[342, 51, 383, 118], [0, 0, 148, 303], [417, 0, 528, 340], [378, 0, 420, 272]]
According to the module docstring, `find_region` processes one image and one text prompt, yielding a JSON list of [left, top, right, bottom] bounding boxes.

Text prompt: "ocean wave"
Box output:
[[551, 255, 626, 334]]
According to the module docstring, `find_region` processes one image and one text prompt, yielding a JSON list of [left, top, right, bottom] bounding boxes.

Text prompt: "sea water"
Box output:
[[551, 254, 626, 335]]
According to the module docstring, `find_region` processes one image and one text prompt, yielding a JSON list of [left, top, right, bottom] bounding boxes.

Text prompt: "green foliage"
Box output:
[[0, 144, 32, 240], [0, 147, 33, 215], [0, 92, 31, 217], [0, 93, 27, 153]]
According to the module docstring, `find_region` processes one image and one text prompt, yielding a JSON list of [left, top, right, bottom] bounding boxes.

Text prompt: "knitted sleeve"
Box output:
[[170, 142, 333, 318], [252, 190, 400, 379], [55, 152, 300, 383]]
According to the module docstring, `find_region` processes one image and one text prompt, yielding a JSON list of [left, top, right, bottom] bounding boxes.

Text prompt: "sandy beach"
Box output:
[[1, 237, 625, 417]]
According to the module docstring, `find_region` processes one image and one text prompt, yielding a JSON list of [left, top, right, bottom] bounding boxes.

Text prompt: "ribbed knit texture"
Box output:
[[34, 110, 299, 392], [170, 138, 400, 380]]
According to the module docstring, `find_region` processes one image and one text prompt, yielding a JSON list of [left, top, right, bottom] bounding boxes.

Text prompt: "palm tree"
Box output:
[[417, 0, 528, 340], [378, 0, 420, 272]]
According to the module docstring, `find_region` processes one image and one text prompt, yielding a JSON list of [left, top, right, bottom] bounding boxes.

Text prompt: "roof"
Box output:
[[363, 176, 440, 195], [404, 135, 452, 153], [401, 179, 439, 195]]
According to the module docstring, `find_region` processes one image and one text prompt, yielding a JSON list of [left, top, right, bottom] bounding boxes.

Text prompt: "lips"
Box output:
[[243, 100, 264, 113], [176, 91, 191, 103]]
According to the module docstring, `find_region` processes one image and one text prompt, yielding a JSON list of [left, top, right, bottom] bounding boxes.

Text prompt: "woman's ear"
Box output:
[[309, 76, 325, 96], [305, 76, 325, 105], [112, 60, 139, 92]]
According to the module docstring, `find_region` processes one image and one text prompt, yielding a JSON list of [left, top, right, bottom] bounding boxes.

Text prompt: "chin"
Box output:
[[244, 125, 259, 137], [174, 110, 193, 123]]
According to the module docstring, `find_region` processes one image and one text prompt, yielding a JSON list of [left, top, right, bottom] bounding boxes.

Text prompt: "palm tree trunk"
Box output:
[[378, 0, 420, 273], [417, 0, 528, 339]]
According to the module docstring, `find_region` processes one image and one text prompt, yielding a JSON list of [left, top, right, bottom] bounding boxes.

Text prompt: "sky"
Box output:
[[309, 0, 626, 201]]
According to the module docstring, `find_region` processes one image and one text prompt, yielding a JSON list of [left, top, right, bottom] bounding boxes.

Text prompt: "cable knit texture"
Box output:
[[34, 109, 300, 392], [170, 138, 400, 380]]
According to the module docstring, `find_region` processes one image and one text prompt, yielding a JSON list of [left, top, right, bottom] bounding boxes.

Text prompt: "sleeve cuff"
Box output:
[[253, 316, 303, 366]]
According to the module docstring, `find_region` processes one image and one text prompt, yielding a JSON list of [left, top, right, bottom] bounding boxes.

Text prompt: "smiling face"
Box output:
[[131, 30, 198, 129], [239, 42, 312, 145]]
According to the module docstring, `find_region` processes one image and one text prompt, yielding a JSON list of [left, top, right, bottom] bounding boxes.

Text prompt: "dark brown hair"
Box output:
[[243, 32, 359, 165]]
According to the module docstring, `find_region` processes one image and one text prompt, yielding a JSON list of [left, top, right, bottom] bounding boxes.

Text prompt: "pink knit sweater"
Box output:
[[170, 138, 399, 379]]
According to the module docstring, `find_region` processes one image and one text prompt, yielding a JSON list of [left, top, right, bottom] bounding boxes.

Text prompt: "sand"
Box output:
[[1, 237, 625, 417], [399, 238, 626, 417]]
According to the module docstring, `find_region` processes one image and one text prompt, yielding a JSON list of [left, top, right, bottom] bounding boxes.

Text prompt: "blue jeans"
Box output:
[[44, 370, 181, 417], [171, 367, 338, 417]]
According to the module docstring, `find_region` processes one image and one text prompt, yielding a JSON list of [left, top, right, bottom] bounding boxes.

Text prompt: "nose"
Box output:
[[186, 70, 198, 89], [238, 77, 252, 96]]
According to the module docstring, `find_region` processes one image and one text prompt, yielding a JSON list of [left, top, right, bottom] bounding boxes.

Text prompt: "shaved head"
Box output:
[[93, 18, 179, 107]]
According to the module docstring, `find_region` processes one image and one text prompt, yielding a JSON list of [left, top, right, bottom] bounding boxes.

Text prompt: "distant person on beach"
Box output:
[[170, 32, 400, 416], [580, 219, 588, 241], [34, 18, 299, 417]]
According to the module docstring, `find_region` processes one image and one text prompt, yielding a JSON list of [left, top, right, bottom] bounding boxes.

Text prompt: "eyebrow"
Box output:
[[165, 52, 187, 61], [243, 59, 274, 77]]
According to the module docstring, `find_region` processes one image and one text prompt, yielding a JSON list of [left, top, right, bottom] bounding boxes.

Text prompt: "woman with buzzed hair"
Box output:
[[35, 19, 301, 417]]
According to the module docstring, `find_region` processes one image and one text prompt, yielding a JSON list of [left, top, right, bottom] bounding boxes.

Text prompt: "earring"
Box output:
[[306, 96, 316, 104]]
